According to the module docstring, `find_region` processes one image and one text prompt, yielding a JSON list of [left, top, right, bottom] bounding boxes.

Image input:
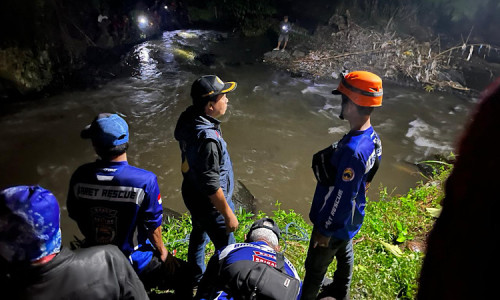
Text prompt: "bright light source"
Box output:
[[138, 16, 148, 24], [164, 5, 168, 10]]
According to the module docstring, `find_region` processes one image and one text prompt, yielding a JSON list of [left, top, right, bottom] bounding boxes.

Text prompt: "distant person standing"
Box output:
[[274, 16, 291, 52], [67, 113, 193, 298], [301, 71, 383, 300], [174, 75, 239, 285]]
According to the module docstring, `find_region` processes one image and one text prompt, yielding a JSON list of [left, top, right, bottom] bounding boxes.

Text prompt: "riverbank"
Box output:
[[3, 2, 500, 100], [263, 11, 500, 97], [159, 162, 450, 299]]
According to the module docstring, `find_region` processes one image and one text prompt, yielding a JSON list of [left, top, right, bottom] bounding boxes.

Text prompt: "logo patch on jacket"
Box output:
[[342, 168, 354, 181], [252, 251, 277, 267]]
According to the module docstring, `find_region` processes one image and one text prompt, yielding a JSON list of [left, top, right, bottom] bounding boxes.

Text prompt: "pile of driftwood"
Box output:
[[266, 14, 500, 92]]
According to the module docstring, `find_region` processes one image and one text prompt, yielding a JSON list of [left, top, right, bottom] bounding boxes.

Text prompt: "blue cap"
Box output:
[[81, 113, 129, 148], [0, 185, 61, 262]]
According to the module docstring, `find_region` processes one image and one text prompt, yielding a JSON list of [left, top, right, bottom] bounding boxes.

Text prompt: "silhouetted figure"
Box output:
[[418, 78, 500, 299]]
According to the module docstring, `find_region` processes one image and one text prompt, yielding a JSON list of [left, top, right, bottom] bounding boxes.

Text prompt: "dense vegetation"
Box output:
[[161, 162, 451, 299]]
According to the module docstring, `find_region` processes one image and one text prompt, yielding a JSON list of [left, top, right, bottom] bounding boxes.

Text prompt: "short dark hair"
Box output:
[[94, 142, 129, 160], [193, 94, 218, 110], [355, 104, 374, 116], [342, 94, 374, 116]]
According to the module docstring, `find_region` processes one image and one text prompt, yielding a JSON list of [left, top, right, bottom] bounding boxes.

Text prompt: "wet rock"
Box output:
[[232, 180, 257, 214], [292, 50, 306, 58], [263, 50, 291, 60], [436, 69, 466, 87], [162, 208, 183, 222], [461, 57, 500, 92]]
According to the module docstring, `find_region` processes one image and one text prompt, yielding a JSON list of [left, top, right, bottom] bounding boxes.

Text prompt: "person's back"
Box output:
[[67, 114, 164, 272], [68, 160, 161, 258], [67, 113, 193, 298], [0, 185, 149, 300]]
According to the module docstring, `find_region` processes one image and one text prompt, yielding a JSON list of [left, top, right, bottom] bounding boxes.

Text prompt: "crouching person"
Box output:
[[67, 113, 193, 298], [195, 218, 302, 300], [0, 185, 149, 300]]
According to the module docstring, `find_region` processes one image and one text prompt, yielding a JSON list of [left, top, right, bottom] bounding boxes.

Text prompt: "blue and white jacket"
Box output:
[[196, 241, 302, 300], [67, 160, 163, 273], [309, 126, 382, 240]]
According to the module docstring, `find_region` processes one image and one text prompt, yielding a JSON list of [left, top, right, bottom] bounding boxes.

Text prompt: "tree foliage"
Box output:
[[210, 0, 277, 35]]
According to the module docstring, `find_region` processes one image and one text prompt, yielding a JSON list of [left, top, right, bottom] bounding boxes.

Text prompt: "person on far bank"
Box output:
[[174, 75, 239, 285], [274, 15, 291, 52], [67, 113, 193, 298], [301, 71, 383, 300]]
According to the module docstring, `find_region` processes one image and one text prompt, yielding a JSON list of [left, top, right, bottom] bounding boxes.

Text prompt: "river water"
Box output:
[[0, 30, 477, 246]]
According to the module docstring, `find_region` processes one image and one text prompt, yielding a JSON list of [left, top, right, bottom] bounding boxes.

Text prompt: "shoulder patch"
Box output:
[[342, 168, 355, 182]]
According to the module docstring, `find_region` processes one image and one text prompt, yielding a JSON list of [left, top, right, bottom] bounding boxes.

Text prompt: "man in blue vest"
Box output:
[[67, 113, 193, 298], [195, 218, 302, 300], [174, 75, 239, 284], [301, 71, 383, 300]]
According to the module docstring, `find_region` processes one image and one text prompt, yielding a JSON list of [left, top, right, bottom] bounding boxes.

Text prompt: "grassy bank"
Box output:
[[161, 164, 449, 299]]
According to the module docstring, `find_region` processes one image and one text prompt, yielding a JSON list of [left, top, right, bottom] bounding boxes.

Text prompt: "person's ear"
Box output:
[[205, 101, 214, 113]]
